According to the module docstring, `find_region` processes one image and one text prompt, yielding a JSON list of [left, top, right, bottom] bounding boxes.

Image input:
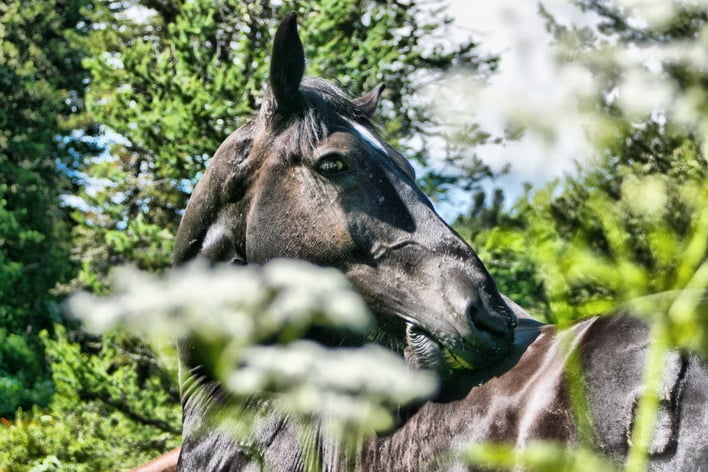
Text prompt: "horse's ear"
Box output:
[[265, 12, 305, 117], [353, 83, 385, 117]]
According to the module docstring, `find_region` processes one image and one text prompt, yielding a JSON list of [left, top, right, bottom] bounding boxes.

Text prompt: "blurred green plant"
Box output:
[[455, 175, 708, 471], [451, 2, 708, 471], [518, 176, 707, 472], [453, 441, 616, 472], [0, 326, 180, 471]]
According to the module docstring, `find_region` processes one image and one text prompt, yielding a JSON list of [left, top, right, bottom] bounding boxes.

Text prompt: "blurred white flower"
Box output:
[[615, 0, 688, 27], [228, 341, 437, 431], [69, 259, 373, 340], [439, 0, 708, 194], [622, 174, 668, 218], [617, 65, 675, 117], [68, 259, 438, 434]]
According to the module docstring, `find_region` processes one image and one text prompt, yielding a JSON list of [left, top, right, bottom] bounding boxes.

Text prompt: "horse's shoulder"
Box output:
[[575, 314, 700, 461]]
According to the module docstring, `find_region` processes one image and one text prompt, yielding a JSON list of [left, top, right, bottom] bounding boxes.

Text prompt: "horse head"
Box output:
[[173, 13, 517, 376]]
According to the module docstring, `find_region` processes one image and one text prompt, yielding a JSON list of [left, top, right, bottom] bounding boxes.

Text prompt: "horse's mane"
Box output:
[[261, 76, 415, 181], [299, 76, 373, 122], [260, 76, 376, 159]]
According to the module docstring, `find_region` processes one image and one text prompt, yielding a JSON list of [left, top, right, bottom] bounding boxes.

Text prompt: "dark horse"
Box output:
[[172, 13, 708, 471]]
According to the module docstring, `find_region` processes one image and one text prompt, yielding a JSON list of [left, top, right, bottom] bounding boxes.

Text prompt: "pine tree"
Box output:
[[0, 0, 99, 418]]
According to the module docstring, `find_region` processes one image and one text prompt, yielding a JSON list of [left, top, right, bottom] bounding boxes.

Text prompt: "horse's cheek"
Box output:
[[245, 181, 353, 264]]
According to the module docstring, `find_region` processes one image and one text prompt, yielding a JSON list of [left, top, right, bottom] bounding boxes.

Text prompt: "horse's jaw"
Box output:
[[400, 317, 518, 379], [345, 254, 519, 377]]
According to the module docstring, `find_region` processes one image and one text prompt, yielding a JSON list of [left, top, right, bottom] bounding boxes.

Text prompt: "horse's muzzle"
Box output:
[[405, 293, 517, 376], [457, 303, 516, 365]]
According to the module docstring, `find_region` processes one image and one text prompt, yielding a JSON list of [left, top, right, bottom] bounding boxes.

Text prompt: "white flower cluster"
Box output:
[[69, 259, 372, 341], [68, 259, 438, 433], [231, 341, 437, 432]]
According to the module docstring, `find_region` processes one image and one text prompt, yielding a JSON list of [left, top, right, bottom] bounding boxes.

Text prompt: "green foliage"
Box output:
[[456, 5, 708, 336], [453, 441, 616, 472], [453, 4, 708, 470], [0, 330, 53, 418], [0, 326, 181, 471], [455, 187, 550, 318], [0, 0, 99, 417], [456, 171, 708, 471]]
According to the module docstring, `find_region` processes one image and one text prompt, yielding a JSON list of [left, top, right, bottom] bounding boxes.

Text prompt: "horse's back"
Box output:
[[361, 321, 576, 470], [360, 315, 708, 471], [178, 315, 708, 471], [245, 320, 578, 470], [581, 315, 708, 471], [673, 355, 708, 470]]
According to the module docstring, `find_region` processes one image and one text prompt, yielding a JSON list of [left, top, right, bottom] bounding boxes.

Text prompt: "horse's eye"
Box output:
[[316, 154, 348, 175]]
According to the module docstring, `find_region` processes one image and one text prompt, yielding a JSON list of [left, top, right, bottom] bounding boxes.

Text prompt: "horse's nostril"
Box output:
[[465, 303, 509, 337], [465, 304, 478, 319]]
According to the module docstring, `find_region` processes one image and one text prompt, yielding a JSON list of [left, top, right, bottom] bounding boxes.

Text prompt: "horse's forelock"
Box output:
[[258, 77, 374, 158], [256, 76, 417, 183], [300, 77, 371, 122], [297, 79, 416, 181]]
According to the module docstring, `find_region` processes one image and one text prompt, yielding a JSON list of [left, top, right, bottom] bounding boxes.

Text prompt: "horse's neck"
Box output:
[[361, 320, 594, 470], [177, 295, 579, 471]]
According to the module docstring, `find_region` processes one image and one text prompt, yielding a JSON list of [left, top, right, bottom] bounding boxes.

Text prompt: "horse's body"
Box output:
[[176, 313, 708, 471], [172, 14, 708, 471]]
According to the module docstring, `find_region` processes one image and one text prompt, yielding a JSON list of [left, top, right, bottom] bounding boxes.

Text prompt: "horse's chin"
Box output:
[[403, 323, 511, 378]]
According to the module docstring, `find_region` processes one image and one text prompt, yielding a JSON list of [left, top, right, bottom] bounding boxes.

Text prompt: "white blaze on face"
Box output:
[[344, 118, 389, 156]]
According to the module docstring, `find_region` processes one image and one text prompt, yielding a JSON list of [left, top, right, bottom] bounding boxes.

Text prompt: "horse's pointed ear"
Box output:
[[266, 12, 305, 116], [353, 83, 385, 117]]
